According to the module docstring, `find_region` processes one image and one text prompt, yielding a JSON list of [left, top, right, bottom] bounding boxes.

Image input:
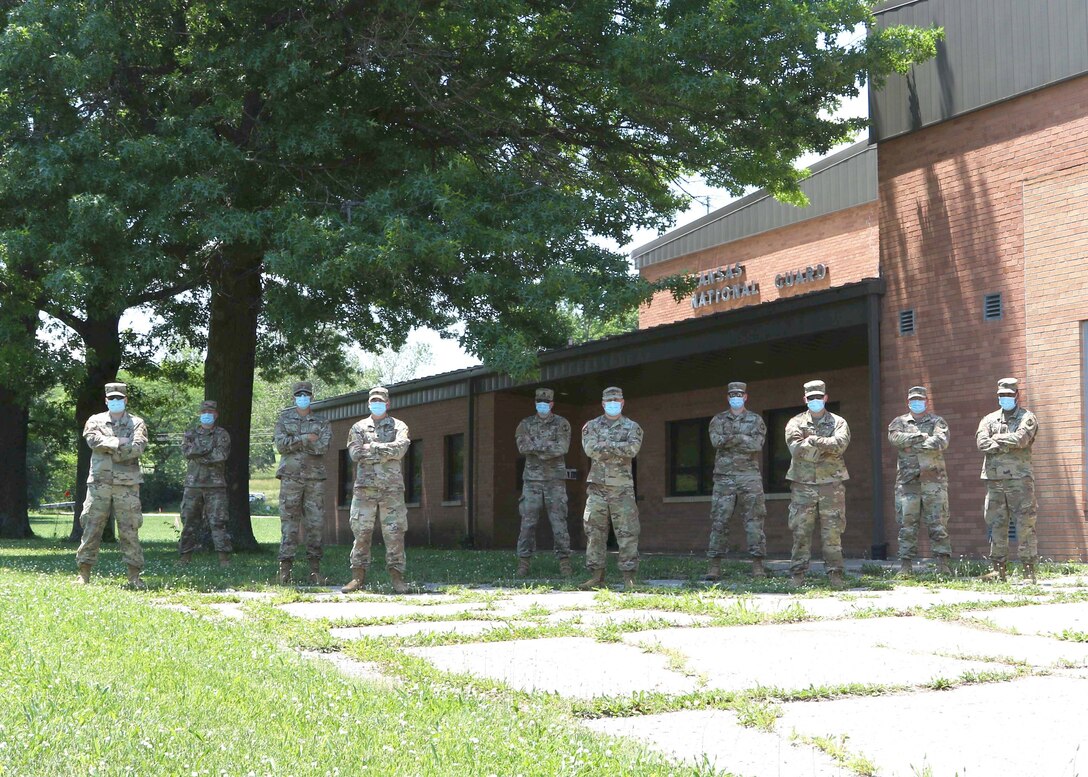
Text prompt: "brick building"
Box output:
[[313, 0, 1088, 562]]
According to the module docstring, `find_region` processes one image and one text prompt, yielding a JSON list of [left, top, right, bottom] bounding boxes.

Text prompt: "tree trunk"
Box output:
[[204, 251, 263, 551], [68, 315, 123, 543], [0, 393, 34, 538]]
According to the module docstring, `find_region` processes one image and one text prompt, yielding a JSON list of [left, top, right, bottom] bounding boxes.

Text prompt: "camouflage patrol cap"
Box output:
[[200, 400, 218, 412], [368, 386, 389, 402], [997, 377, 1019, 395], [535, 387, 554, 402], [727, 382, 747, 394], [803, 380, 826, 399], [104, 382, 127, 398], [907, 386, 927, 400], [602, 386, 624, 400], [291, 381, 314, 396]]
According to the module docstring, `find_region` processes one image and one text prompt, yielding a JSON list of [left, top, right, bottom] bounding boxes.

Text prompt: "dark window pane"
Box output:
[[667, 417, 712, 496], [445, 433, 464, 501], [338, 449, 353, 507], [404, 440, 423, 504]]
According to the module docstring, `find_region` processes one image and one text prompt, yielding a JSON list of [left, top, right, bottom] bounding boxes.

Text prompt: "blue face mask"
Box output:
[[535, 402, 551, 415], [807, 399, 825, 413], [603, 401, 622, 417], [369, 401, 387, 416], [107, 398, 126, 414], [908, 400, 926, 414], [199, 413, 215, 425], [295, 394, 312, 410], [998, 396, 1017, 411], [728, 396, 745, 410]]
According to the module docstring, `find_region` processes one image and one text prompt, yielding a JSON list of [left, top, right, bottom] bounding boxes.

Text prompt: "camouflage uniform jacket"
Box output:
[[515, 413, 571, 481], [582, 415, 643, 487], [976, 406, 1038, 480], [274, 408, 332, 481], [347, 415, 410, 490], [888, 412, 949, 485], [709, 409, 766, 476], [785, 410, 850, 484], [182, 425, 231, 487], [84, 411, 148, 486]]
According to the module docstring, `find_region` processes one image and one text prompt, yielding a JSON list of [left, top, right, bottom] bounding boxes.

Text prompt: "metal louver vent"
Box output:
[[983, 293, 1003, 321], [898, 309, 916, 335]]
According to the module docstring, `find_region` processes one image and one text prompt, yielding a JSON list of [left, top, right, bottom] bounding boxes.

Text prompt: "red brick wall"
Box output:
[[638, 202, 880, 329], [878, 74, 1088, 561]]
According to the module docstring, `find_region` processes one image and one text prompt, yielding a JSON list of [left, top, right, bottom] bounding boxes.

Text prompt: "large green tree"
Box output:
[[0, 1, 939, 546]]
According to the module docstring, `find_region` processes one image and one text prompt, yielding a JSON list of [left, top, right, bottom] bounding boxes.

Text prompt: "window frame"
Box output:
[[666, 416, 714, 497], [404, 439, 423, 505], [443, 433, 465, 503], [337, 449, 354, 508], [762, 402, 841, 494]]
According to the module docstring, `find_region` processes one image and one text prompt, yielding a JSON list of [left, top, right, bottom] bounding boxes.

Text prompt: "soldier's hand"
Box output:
[[117, 436, 130, 446], [306, 433, 319, 443]]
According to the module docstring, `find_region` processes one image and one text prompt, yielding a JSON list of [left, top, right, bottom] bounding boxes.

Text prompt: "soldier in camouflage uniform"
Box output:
[[705, 382, 768, 581], [785, 379, 851, 589], [75, 383, 148, 590], [341, 386, 412, 595], [178, 400, 232, 568], [274, 381, 332, 585], [514, 387, 573, 578], [976, 377, 1039, 582], [888, 386, 952, 577], [580, 386, 643, 591]]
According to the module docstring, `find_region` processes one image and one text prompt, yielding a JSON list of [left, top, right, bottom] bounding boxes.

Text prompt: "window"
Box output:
[[983, 292, 1003, 321], [667, 418, 713, 496], [444, 433, 464, 502], [763, 403, 841, 493], [338, 449, 354, 507], [898, 308, 916, 335], [404, 439, 423, 504]]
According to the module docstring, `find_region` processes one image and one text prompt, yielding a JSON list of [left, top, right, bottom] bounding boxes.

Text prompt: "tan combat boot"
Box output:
[[558, 558, 573, 577], [980, 560, 1006, 582], [177, 552, 193, 567], [1022, 560, 1037, 584], [935, 556, 952, 576], [751, 558, 767, 579], [515, 557, 531, 578], [899, 559, 913, 577], [788, 571, 805, 588], [702, 558, 722, 582], [126, 565, 147, 591], [308, 560, 327, 586], [621, 569, 637, 592], [277, 560, 293, 585], [579, 568, 606, 590], [75, 563, 92, 585], [828, 570, 845, 590], [218, 552, 231, 569], [341, 567, 367, 594], [388, 568, 409, 595]]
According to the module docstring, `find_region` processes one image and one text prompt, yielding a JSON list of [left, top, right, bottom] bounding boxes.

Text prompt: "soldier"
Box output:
[[514, 387, 573, 578], [785, 379, 851, 589], [274, 381, 332, 585], [75, 382, 148, 590], [976, 377, 1039, 582], [580, 386, 643, 591], [341, 386, 411, 595], [704, 382, 768, 581], [178, 400, 232, 568], [887, 386, 952, 576]]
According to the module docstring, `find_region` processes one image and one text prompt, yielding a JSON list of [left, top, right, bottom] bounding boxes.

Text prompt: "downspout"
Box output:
[[465, 376, 476, 548], [868, 292, 887, 559]]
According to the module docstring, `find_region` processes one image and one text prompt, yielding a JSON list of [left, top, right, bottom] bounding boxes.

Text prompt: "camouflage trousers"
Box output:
[[178, 487, 233, 555], [278, 478, 324, 562], [895, 480, 951, 560], [985, 476, 1037, 563], [787, 481, 846, 574], [76, 483, 145, 570], [583, 483, 639, 572], [707, 475, 767, 559], [349, 487, 408, 573], [516, 479, 571, 559]]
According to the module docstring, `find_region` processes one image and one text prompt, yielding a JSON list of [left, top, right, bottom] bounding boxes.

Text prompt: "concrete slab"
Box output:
[[962, 601, 1088, 637], [779, 676, 1088, 777], [330, 620, 508, 639], [544, 609, 712, 628], [407, 637, 698, 698], [483, 591, 603, 616], [208, 602, 245, 619], [844, 587, 1034, 611], [585, 710, 842, 777], [278, 600, 486, 621], [624, 621, 1006, 692], [300, 650, 397, 687]]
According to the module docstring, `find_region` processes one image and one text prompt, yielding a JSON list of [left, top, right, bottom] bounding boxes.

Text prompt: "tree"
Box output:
[[0, 1, 939, 546]]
